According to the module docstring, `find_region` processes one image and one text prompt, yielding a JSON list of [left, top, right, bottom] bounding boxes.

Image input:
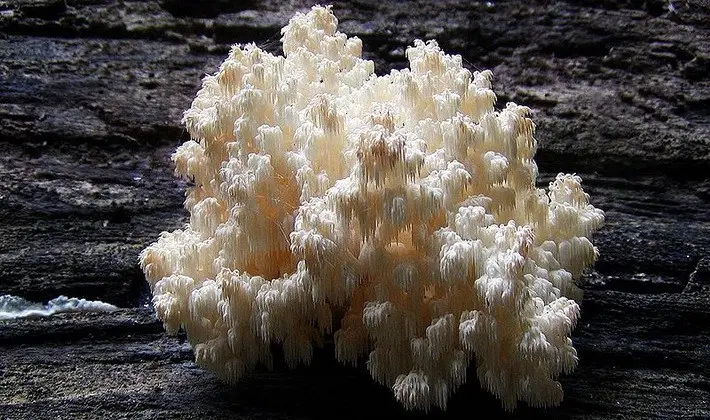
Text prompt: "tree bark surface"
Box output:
[[1, 1, 709, 418]]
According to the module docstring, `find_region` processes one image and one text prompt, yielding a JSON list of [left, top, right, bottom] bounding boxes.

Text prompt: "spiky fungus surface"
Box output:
[[139, 5, 605, 412]]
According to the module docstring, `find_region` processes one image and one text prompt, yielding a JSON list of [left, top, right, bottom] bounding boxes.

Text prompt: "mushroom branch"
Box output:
[[139, 5, 605, 412]]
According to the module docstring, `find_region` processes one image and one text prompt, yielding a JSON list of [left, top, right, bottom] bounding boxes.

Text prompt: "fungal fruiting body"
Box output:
[[139, 5, 604, 412]]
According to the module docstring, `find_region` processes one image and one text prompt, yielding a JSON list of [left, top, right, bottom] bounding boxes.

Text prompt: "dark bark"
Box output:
[[0, 0, 708, 418]]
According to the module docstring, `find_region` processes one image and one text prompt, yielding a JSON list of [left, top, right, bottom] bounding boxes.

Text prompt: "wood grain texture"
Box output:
[[1, 0, 709, 418]]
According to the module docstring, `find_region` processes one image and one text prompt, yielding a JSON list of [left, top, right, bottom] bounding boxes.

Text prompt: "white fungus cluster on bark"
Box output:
[[139, 5, 605, 412]]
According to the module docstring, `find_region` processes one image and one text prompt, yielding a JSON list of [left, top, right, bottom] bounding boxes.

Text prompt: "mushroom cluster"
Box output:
[[140, 5, 604, 411]]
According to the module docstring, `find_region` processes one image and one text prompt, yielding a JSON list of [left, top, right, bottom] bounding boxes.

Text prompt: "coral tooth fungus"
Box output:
[[140, 5, 604, 411]]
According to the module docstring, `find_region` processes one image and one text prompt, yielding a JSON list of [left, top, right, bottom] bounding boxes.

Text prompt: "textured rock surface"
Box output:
[[1, 0, 708, 418]]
